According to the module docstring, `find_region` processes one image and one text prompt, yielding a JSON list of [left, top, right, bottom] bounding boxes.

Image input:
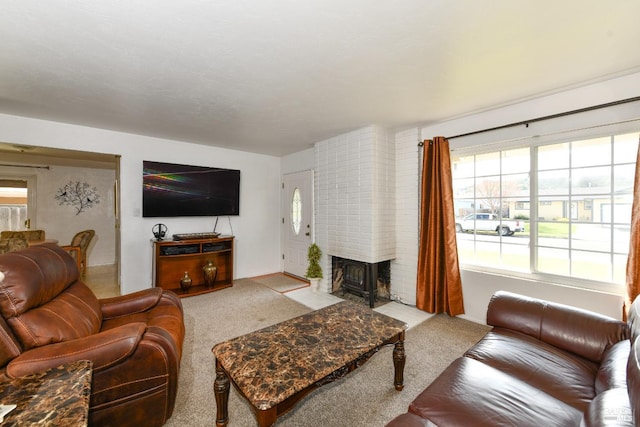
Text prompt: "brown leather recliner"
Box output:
[[0, 244, 185, 426]]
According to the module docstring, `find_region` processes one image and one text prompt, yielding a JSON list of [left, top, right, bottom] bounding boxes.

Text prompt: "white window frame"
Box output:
[[452, 122, 640, 295]]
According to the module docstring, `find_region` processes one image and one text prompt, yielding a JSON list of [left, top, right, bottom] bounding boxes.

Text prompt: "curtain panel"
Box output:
[[416, 137, 464, 316], [626, 139, 640, 319]]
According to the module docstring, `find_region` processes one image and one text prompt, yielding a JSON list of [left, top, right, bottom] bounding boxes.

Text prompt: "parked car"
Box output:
[[455, 213, 525, 236]]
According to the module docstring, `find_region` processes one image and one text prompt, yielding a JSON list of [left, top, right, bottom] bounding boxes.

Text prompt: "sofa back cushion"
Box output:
[[487, 291, 628, 363], [0, 244, 102, 351]]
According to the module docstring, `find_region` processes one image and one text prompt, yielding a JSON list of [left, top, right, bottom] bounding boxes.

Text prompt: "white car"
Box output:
[[455, 213, 525, 236]]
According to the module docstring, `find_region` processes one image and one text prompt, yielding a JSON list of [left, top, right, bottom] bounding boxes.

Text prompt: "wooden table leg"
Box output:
[[214, 359, 230, 426], [392, 332, 405, 391], [256, 408, 277, 427]]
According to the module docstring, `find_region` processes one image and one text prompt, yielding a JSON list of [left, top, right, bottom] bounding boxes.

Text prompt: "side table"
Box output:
[[0, 360, 92, 426]]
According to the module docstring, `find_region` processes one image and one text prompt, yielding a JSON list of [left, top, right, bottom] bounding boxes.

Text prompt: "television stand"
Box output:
[[153, 235, 234, 297]]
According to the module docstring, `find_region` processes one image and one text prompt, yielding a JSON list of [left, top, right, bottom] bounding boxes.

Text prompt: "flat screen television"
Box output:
[[143, 160, 240, 217]]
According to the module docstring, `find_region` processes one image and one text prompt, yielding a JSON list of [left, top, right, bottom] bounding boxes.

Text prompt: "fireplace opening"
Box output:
[[331, 256, 390, 308]]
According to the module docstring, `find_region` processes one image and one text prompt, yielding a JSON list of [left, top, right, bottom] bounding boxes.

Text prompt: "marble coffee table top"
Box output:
[[212, 300, 406, 410], [0, 360, 92, 426]]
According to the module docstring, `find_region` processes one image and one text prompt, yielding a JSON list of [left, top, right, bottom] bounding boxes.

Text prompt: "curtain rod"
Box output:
[[444, 95, 640, 141], [0, 163, 50, 170]]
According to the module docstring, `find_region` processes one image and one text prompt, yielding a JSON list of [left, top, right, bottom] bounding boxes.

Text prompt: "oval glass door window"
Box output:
[[291, 188, 302, 235]]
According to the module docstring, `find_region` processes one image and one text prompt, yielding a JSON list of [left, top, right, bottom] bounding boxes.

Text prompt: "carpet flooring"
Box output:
[[165, 277, 490, 426]]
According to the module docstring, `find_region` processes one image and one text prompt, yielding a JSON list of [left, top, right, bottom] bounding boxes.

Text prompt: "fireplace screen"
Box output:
[[332, 256, 391, 307]]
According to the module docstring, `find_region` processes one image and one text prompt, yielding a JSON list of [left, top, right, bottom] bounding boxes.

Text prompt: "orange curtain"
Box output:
[[625, 139, 640, 319], [416, 137, 464, 316]]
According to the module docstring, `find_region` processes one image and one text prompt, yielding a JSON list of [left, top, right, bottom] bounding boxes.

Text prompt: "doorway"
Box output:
[[282, 170, 314, 278], [0, 143, 121, 294], [0, 176, 36, 230]]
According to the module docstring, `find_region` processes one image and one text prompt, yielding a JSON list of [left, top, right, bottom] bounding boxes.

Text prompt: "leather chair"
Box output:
[[0, 244, 185, 426], [61, 229, 95, 277]]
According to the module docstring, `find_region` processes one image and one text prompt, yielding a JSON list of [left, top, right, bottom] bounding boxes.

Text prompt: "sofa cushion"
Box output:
[[408, 357, 583, 427], [0, 244, 102, 350], [464, 328, 598, 411], [0, 244, 79, 316], [6, 281, 102, 350], [487, 291, 628, 363]]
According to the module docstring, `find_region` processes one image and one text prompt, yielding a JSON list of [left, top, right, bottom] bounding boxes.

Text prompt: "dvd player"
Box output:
[[160, 245, 200, 256], [172, 232, 221, 241]]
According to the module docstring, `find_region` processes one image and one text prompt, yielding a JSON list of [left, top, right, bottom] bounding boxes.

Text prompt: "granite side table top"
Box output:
[[212, 300, 407, 411], [0, 360, 92, 426]]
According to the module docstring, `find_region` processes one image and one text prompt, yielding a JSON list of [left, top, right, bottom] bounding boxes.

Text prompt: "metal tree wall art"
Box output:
[[55, 181, 101, 215]]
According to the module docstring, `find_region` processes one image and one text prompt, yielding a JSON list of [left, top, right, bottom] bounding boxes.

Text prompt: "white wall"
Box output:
[[0, 114, 282, 295], [38, 164, 116, 266], [315, 125, 396, 264], [392, 72, 640, 322], [392, 128, 421, 305], [281, 148, 314, 174]]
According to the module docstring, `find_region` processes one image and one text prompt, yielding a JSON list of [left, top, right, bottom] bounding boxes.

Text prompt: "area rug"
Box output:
[[165, 278, 490, 427], [251, 273, 309, 293]]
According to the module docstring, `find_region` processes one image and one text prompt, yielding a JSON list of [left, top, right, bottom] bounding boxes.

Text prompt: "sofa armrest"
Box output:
[[582, 388, 633, 426], [100, 288, 163, 319], [487, 291, 628, 363], [5, 322, 146, 378]]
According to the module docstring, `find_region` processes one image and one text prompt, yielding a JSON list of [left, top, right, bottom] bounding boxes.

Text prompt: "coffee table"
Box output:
[[212, 300, 407, 426], [0, 360, 92, 426]]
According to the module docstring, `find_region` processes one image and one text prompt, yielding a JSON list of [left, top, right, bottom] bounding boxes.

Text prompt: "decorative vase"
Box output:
[[309, 277, 320, 292], [180, 271, 192, 292], [203, 261, 217, 289]]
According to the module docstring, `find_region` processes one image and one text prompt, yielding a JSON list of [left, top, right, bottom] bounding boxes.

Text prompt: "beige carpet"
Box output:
[[251, 273, 309, 293], [165, 277, 490, 426]]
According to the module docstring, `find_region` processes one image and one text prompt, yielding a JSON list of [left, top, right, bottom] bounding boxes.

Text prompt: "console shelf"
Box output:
[[153, 236, 234, 297]]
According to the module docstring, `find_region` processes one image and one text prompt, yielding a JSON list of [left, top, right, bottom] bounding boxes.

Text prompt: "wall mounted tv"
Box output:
[[143, 160, 240, 217]]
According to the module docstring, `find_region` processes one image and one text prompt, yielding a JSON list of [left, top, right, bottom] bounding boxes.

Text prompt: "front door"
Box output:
[[282, 170, 313, 278]]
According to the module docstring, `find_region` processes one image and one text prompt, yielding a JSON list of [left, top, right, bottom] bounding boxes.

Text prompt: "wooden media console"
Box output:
[[153, 235, 234, 297]]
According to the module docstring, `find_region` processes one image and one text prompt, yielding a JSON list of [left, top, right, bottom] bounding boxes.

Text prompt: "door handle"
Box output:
[[305, 232, 310, 236]]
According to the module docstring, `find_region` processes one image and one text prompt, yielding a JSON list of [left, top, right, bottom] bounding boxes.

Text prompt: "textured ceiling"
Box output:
[[1, 1, 640, 156]]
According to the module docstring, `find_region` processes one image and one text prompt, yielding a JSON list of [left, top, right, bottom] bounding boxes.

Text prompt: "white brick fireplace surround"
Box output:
[[314, 125, 396, 295]]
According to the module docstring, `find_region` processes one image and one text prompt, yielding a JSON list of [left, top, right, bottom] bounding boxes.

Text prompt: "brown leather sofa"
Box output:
[[386, 291, 635, 426], [0, 244, 185, 426]]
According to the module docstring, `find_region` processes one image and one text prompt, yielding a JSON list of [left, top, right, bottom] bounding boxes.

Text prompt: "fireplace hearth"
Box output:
[[332, 256, 390, 308]]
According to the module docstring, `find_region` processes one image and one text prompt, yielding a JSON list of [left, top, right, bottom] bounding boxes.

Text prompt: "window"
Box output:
[[291, 187, 302, 235], [452, 131, 639, 291]]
